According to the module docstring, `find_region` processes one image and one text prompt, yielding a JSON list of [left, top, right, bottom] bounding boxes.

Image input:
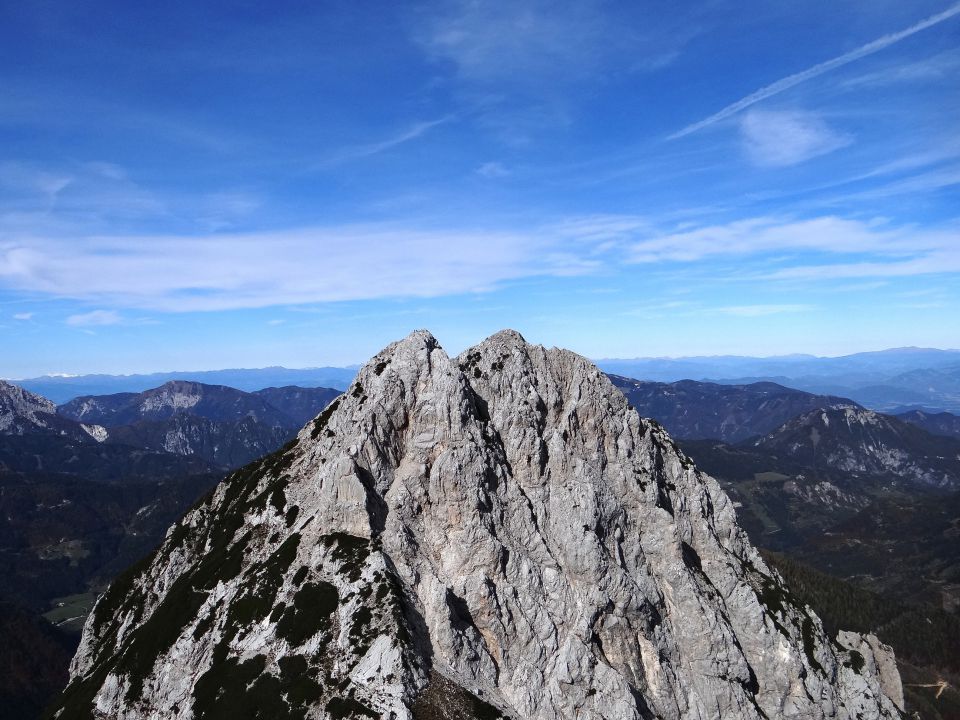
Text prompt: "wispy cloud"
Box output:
[[841, 49, 960, 88], [195, 192, 263, 232], [669, 3, 960, 139], [553, 215, 652, 245], [0, 162, 73, 202], [476, 161, 511, 178], [830, 143, 960, 186], [622, 216, 956, 264], [66, 309, 122, 326], [0, 83, 244, 154], [12, 312, 33, 321], [768, 252, 960, 281], [0, 223, 603, 313], [6, 214, 956, 317], [414, 0, 702, 103], [712, 304, 813, 317], [0, 160, 164, 227], [623, 301, 813, 319], [605, 214, 960, 286], [739, 110, 851, 167], [316, 117, 453, 168], [417, 0, 612, 85], [820, 165, 960, 204]]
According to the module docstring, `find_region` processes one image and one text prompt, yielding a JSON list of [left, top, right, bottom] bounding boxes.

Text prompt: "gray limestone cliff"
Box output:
[[51, 330, 904, 720]]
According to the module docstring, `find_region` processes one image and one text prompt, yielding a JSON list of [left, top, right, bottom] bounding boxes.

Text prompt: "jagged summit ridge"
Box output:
[[56, 330, 903, 720]]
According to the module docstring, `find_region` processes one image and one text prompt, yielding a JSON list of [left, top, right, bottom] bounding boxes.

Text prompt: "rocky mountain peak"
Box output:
[[0, 380, 108, 444], [0, 379, 58, 434], [54, 330, 904, 720]]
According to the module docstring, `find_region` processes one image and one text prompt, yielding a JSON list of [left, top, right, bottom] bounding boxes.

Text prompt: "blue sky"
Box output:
[[1, 1, 958, 377]]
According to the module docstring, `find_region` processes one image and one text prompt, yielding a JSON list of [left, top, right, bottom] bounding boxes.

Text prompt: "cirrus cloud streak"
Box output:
[[0, 225, 593, 313], [624, 216, 958, 265]]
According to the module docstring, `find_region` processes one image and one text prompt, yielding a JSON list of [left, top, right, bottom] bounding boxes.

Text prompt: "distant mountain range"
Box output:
[[597, 346, 960, 383], [14, 366, 358, 404], [2, 380, 341, 474], [598, 347, 960, 414], [608, 376, 858, 443], [11, 346, 960, 411], [0, 375, 349, 718]]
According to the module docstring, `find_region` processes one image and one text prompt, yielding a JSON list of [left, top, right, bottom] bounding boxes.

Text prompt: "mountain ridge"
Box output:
[[15, 367, 358, 404], [60, 381, 299, 428], [56, 382, 341, 469], [751, 406, 960, 490], [896, 409, 960, 439], [608, 375, 859, 443]]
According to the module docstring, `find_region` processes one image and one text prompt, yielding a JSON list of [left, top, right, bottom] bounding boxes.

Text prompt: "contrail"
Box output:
[[668, 3, 960, 140]]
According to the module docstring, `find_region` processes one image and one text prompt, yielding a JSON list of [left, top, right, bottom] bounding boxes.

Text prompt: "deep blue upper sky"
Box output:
[[1, 1, 958, 376]]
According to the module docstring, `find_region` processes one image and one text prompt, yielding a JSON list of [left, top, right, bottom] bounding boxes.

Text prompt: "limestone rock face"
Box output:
[[54, 330, 904, 720]]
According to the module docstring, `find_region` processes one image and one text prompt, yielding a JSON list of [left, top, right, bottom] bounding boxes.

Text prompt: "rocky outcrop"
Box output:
[[0, 379, 103, 442], [836, 632, 904, 712], [0, 379, 58, 434], [753, 407, 960, 489], [53, 330, 904, 719]]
